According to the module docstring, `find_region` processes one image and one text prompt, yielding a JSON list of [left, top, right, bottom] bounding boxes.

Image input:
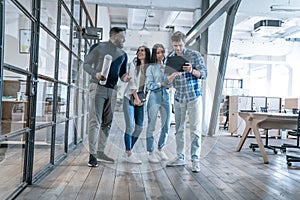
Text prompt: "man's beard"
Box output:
[[115, 41, 123, 48]]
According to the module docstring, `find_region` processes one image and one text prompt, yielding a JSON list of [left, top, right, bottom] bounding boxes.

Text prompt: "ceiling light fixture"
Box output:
[[270, 5, 300, 12]]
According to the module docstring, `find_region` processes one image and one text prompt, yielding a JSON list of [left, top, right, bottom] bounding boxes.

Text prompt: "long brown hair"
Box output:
[[151, 43, 165, 64], [136, 45, 151, 73]]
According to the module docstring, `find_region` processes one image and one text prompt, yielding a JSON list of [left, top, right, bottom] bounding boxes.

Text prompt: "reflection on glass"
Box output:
[[71, 55, 79, 84], [55, 122, 65, 158], [60, 7, 71, 47], [39, 29, 56, 78], [33, 128, 51, 175], [36, 80, 54, 125], [69, 87, 75, 117], [74, 0, 81, 22], [57, 84, 68, 119], [41, 0, 58, 34], [68, 119, 75, 146], [17, 0, 32, 12], [1, 70, 28, 134], [4, 1, 31, 69], [77, 117, 83, 141], [72, 23, 80, 55], [59, 45, 69, 83], [0, 134, 25, 199]]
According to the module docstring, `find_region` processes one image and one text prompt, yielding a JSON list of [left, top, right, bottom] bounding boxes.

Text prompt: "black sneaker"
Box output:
[[97, 151, 115, 164], [88, 154, 99, 167]]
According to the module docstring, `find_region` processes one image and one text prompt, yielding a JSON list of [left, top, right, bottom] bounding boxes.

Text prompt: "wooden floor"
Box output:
[[16, 112, 300, 200]]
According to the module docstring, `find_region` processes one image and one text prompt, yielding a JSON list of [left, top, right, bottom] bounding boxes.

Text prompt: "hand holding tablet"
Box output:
[[165, 56, 189, 73]]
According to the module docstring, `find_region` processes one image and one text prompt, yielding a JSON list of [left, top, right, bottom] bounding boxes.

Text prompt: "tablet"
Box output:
[[165, 56, 189, 73]]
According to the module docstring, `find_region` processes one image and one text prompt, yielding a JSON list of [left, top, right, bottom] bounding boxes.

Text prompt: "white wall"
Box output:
[[96, 6, 111, 41]]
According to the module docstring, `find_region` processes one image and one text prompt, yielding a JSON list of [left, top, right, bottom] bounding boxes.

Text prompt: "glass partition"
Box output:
[[60, 6, 71, 48], [41, 0, 58, 35], [74, 0, 81, 23], [68, 119, 75, 146], [39, 28, 56, 79], [58, 45, 69, 83], [1, 70, 29, 134], [71, 54, 79, 84], [17, 0, 32, 13], [56, 84, 68, 119], [33, 128, 51, 175], [63, 0, 72, 12], [0, 134, 26, 200], [36, 80, 55, 125], [72, 23, 80, 55], [69, 86, 75, 117], [4, 1, 31, 70], [55, 122, 66, 158]]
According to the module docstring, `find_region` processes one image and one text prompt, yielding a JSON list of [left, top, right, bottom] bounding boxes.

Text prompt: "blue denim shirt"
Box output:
[[146, 64, 169, 90], [146, 63, 170, 103]]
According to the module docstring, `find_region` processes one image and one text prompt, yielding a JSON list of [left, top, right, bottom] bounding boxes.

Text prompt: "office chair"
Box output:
[[249, 107, 285, 154], [281, 111, 300, 166]]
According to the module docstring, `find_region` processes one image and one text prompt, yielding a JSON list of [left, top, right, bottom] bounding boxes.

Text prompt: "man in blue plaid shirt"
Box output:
[[166, 31, 207, 173]]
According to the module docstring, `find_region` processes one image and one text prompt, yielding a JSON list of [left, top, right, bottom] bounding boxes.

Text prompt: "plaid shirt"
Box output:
[[167, 48, 207, 103]]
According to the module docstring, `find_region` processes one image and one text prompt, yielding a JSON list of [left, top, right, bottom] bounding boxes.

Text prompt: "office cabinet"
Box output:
[[285, 98, 300, 110], [228, 96, 252, 136]]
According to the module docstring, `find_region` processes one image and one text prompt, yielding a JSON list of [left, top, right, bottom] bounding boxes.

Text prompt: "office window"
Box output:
[[271, 65, 290, 97], [249, 66, 267, 96]]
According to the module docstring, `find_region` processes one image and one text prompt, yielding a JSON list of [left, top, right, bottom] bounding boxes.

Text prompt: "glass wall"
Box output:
[[0, 0, 94, 199]]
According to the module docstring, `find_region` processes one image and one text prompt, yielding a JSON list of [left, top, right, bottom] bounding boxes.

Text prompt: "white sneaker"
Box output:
[[148, 153, 160, 163], [166, 157, 185, 167], [191, 160, 200, 173], [124, 153, 142, 164], [157, 150, 168, 161]]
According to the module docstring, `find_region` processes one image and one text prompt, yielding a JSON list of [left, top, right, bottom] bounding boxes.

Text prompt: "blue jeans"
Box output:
[[123, 97, 145, 151], [174, 96, 202, 161], [146, 90, 171, 152]]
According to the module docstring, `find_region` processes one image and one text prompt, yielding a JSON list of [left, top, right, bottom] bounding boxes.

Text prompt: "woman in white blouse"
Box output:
[[122, 45, 151, 164]]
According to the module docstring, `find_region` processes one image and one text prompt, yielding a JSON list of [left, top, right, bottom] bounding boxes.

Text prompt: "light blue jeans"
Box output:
[[174, 96, 202, 161], [146, 89, 171, 152], [88, 83, 117, 155], [123, 97, 145, 151]]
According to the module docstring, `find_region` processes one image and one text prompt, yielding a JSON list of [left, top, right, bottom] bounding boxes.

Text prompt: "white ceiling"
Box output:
[[85, 0, 300, 42], [85, 0, 200, 31]]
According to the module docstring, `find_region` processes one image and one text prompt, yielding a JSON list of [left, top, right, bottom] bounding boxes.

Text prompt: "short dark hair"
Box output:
[[171, 31, 186, 43], [109, 27, 126, 37]]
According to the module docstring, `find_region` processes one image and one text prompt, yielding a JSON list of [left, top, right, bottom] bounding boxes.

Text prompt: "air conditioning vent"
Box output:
[[254, 20, 282, 32]]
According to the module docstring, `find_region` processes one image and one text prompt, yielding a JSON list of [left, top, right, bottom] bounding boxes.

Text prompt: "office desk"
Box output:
[[2, 99, 28, 120], [236, 112, 298, 164]]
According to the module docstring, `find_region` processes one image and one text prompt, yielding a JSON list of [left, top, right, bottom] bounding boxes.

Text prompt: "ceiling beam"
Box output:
[[186, 0, 239, 45], [84, 0, 201, 12]]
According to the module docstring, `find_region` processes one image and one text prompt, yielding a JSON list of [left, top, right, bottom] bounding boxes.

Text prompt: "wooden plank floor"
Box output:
[[16, 111, 300, 200]]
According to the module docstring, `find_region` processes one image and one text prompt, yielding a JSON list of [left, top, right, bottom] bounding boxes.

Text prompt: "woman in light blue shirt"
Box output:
[[146, 43, 171, 163]]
